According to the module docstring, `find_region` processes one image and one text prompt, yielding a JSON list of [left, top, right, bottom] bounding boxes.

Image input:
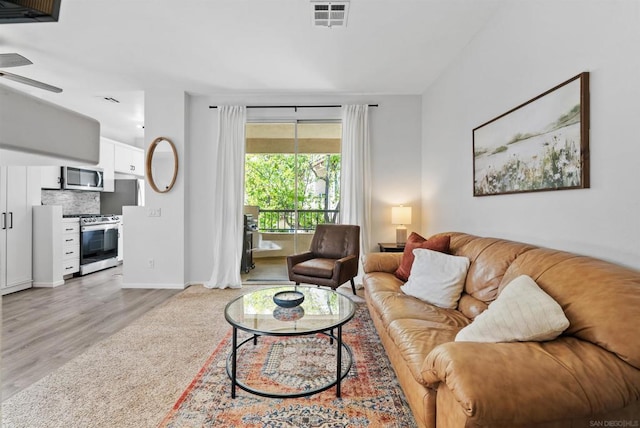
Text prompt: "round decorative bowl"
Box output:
[[273, 290, 305, 308]]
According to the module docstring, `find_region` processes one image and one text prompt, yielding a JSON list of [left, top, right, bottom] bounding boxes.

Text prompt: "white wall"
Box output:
[[422, 0, 640, 269], [123, 90, 187, 288], [187, 95, 422, 283]]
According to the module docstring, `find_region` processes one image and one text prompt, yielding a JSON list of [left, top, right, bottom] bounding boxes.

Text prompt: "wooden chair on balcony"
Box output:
[[287, 224, 360, 295]]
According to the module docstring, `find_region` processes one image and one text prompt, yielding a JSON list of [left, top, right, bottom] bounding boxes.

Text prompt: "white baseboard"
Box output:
[[33, 280, 65, 288], [121, 282, 187, 290], [185, 281, 201, 288]]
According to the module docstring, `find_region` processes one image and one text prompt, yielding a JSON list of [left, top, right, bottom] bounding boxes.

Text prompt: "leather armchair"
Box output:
[[287, 224, 360, 295]]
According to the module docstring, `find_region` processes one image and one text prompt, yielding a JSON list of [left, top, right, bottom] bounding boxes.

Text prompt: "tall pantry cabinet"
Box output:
[[0, 166, 40, 295]]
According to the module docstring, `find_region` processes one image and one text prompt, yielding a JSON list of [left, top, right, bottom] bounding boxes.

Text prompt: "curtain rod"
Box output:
[[208, 104, 378, 112]]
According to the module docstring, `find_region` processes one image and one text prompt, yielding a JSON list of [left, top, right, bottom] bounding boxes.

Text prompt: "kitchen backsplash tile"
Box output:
[[41, 190, 100, 215]]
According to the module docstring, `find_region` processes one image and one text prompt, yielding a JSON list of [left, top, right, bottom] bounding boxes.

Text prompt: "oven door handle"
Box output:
[[81, 223, 119, 232]]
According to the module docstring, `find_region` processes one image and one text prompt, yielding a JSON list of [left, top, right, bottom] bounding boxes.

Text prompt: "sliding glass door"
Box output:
[[244, 121, 341, 278]]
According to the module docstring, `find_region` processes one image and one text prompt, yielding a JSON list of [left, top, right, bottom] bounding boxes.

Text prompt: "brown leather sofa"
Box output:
[[363, 232, 640, 428]]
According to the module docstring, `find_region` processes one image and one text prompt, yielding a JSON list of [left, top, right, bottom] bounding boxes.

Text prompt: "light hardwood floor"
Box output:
[[241, 256, 290, 282], [1, 265, 180, 401]]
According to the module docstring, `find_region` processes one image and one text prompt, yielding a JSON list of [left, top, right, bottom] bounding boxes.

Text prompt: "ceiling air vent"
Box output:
[[311, 1, 349, 28]]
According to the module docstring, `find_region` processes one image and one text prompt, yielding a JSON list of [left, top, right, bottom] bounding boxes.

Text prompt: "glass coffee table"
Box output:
[[224, 285, 356, 399]]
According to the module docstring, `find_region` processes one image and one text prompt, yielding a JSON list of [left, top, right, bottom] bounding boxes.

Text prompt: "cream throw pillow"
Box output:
[[455, 275, 570, 342], [400, 248, 470, 309]]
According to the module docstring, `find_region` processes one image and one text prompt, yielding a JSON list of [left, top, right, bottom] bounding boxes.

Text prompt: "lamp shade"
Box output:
[[391, 206, 412, 225]]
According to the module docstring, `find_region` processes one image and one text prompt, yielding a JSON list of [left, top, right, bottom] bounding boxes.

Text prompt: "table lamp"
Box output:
[[391, 205, 412, 245]]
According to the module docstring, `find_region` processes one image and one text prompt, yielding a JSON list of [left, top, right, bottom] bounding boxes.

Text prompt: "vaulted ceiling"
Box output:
[[0, 0, 504, 144]]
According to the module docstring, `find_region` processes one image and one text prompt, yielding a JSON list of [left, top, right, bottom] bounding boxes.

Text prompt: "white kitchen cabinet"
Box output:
[[99, 139, 115, 192], [114, 143, 144, 178], [33, 206, 80, 287], [41, 166, 62, 189], [62, 217, 80, 276], [1, 166, 40, 295]]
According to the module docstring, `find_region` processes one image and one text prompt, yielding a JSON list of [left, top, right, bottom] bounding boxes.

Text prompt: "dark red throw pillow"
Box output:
[[394, 233, 451, 281]]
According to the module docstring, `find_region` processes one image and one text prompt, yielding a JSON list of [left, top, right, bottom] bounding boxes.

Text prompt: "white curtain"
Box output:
[[340, 104, 371, 286], [205, 106, 246, 289]]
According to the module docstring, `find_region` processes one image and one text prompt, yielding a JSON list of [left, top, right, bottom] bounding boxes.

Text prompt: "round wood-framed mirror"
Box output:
[[146, 137, 178, 193]]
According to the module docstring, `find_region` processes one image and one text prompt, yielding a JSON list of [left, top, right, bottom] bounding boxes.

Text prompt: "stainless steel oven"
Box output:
[[79, 215, 120, 275]]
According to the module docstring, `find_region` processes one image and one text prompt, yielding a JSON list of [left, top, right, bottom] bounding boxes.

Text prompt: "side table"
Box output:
[[378, 243, 405, 253]]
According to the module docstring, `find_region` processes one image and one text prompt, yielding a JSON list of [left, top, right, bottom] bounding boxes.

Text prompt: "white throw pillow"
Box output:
[[400, 248, 470, 309], [455, 275, 570, 342]]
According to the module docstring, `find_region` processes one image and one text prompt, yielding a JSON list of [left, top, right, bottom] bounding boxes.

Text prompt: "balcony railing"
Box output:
[[258, 209, 339, 232]]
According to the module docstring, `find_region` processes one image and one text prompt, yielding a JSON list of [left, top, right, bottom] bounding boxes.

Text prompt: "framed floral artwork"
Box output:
[[473, 72, 590, 196]]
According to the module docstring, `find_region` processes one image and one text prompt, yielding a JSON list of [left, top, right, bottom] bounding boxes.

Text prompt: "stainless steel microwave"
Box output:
[[62, 166, 104, 191]]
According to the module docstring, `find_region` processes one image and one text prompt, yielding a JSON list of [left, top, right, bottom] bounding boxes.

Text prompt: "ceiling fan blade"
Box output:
[[0, 53, 33, 68], [0, 70, 63, 93]]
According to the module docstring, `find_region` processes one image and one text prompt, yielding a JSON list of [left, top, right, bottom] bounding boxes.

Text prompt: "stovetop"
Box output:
[[63, 214, 121, 224], [63, 213, 117, 217]]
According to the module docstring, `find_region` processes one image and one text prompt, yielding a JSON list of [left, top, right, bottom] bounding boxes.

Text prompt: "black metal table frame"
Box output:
[[225, 324, 353, 399]]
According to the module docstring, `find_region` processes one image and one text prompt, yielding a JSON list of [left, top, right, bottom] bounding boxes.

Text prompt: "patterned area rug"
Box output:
[[159, 305, 416, 428]]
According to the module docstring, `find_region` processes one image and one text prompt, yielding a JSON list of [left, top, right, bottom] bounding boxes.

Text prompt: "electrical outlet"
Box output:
[[147, 208, 161, 217], [147, 258, 155, 268]]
